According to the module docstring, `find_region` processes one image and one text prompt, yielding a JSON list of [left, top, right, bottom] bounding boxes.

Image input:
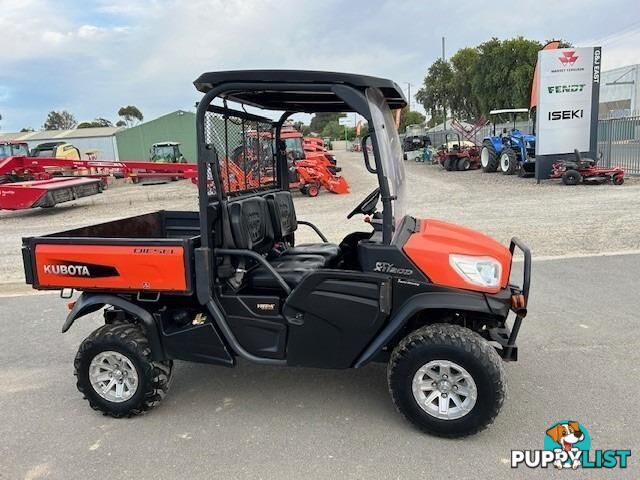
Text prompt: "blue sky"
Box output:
[[1, 0, 639, 132]]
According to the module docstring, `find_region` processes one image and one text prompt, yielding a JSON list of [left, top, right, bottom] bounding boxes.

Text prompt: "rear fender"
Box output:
[[353, 290, 499, 368], [483, 136, 503, 154], [63, 292, 165, 361]]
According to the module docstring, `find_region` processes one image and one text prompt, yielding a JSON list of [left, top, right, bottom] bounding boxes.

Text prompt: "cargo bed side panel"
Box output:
[[34, 244, 189, 292]]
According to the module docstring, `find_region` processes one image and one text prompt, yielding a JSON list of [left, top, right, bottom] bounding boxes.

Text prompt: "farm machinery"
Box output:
[[150, 142, 187, 163], [435, 133, 480, 171], [402, 124, 431, 161], [480, 109, 536, 176], [279, 127, 349, 196], [0, 155, 197, 210], [550, 149, 624, 186], [212, 125, 349, 198], [22, 69, 531, 438]]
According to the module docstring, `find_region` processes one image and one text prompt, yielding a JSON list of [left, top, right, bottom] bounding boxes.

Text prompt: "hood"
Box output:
[[403, 219, 512, 293]]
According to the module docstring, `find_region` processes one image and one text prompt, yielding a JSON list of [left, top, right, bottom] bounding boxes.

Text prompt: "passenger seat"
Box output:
[[265, 191, 341, 266], [227, 196, 324, 291]]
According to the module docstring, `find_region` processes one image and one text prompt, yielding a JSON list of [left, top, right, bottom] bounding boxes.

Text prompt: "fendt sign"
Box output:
[[535, 47, 601, 179]]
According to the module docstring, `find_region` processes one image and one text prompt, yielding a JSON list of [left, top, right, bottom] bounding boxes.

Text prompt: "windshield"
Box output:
[[365, 87, 407, 230], [0, 144, 29, 158], [32, 147, 54, 157], [284, 137, 304, 159], [152, 146, 178, 160]]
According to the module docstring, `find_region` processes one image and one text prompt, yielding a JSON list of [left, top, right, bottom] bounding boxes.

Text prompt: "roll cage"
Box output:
[[193, 71, 407, 284]]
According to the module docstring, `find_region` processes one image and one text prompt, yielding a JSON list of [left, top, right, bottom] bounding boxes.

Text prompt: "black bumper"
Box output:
[[488, 237, 531, 361]]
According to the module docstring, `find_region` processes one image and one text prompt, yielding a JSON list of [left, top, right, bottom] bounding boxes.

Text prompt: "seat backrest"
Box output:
[[228, 197, 274, 253], [265, 191, 298, 240]]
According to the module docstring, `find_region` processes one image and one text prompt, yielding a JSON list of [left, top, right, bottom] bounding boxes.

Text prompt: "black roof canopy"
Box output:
[[193, 70, 407, 112]]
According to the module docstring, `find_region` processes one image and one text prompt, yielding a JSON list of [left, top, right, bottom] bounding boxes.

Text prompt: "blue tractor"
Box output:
[[480, 108, 536, 176]]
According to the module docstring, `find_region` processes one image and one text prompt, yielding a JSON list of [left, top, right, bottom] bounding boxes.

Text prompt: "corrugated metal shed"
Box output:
[[0, 127, 122, 160], [115, 110, 196, 162], [600, 64, 640, 118]]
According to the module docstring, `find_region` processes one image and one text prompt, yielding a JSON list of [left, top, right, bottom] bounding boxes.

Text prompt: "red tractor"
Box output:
[[551, 149, 625, 186], [435, 133, 481, 171]]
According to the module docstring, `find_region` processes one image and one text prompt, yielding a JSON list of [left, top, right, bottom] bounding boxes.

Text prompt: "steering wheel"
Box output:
[[347, 188, 380, 219]]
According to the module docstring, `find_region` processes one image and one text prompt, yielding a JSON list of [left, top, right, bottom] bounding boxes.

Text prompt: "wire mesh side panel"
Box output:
[[204, 111, 277, 196]]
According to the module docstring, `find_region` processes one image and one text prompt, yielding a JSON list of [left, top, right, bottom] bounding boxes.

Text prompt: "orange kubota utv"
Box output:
[[22, 70, 530, 437]]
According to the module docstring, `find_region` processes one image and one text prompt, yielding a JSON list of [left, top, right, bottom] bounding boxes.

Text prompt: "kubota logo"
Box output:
[[42, 262, 119, 278], [43, 264, 90, 276], [559, 51, 579, 66]]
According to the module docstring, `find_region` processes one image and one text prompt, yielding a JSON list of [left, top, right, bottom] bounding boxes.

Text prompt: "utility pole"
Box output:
[[406, 82, 411, 111], [442, 36, 447, 131]]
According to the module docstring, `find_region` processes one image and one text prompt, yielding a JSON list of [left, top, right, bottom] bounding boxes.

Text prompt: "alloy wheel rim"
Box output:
[[412, 360, 477, 420], [89, 351, 139, 403]]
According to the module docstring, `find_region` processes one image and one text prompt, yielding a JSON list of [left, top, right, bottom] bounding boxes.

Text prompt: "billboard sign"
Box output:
[[535, 47, 601, 178]]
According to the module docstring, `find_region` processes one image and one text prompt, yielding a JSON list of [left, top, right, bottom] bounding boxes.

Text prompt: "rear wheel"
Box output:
[[499, 148, 518, 175], [480, 142, 498, 172], [74, 323, 173, 417], [457, 158, 471, 171], [562, 169, 582, 185], [387, 324, 505, 437], [443, 158, 453, 171]]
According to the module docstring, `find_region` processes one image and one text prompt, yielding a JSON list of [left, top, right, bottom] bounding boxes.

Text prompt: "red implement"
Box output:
[[0, 177, 103, 210]]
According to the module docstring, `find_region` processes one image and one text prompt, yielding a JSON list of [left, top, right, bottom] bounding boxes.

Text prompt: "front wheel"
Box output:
[[500, 148, 518, 175], [387, 324, 506, 437], [74, 323, 173, 417]]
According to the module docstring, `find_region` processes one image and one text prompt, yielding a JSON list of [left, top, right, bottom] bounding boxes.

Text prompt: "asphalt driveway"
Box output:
[[0, 253, 638, 479]]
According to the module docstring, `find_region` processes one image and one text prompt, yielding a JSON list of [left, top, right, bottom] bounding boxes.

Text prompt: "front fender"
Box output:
[[353, 289, 500, 368], [63, 292, 165, 361]]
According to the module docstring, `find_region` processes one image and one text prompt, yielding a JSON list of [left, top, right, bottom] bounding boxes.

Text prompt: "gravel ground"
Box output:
[[2, 151, 639, 293]]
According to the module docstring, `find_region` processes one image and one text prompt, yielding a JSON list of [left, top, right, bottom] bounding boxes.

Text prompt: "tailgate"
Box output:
[[23, 240, 192, 293]]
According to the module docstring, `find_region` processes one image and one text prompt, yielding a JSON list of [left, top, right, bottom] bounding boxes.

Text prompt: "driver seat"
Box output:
[[265, 191, 341, 266]]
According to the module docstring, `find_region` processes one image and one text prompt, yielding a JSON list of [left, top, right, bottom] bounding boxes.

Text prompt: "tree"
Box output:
[[471, 37, 542, 115], [43, 110, 77, 130], [309, 112, 344, 133], [449, 47, 481, 119], [292, 120, 306, 133], [398, 107, 426, 132], [115, 120, 127, 127], [20, 127, 35, 132], [77, 117, 114, 129], [417, 36, 563, 121], [426, 111, 445, 128], [117, 105, 144, 127], [415, 59, 453, 127], [320, 121, 344, 140]]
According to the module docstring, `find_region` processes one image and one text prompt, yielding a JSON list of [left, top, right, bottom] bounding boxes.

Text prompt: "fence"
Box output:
[[597, 115, 640, 174], [427, 115, 640, 175]]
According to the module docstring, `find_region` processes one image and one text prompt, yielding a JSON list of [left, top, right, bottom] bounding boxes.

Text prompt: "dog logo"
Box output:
[[545, 421, 587, 469], [511, 420, 631, 469]]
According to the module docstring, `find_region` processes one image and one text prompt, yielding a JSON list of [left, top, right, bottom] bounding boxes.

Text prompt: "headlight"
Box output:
[[449, 255, 502, 288]]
